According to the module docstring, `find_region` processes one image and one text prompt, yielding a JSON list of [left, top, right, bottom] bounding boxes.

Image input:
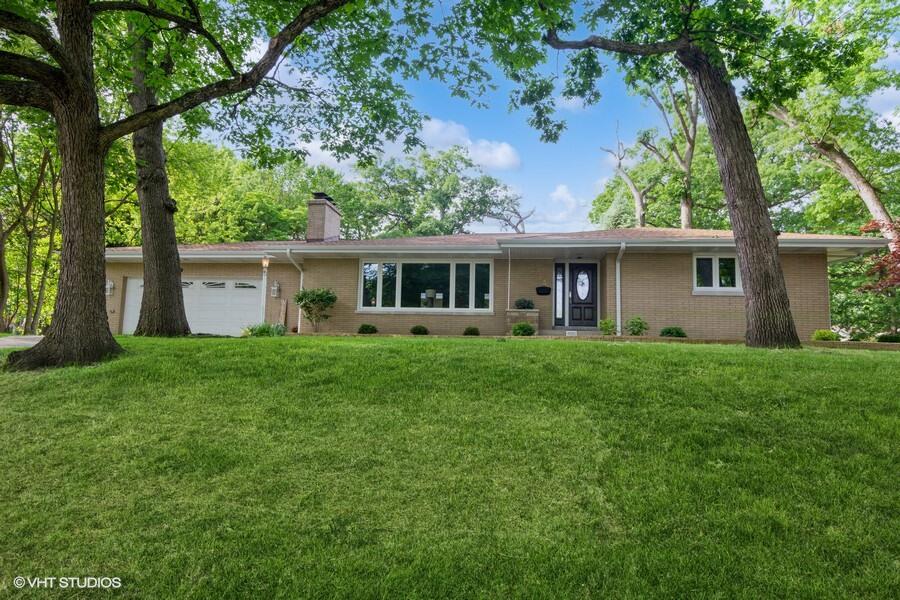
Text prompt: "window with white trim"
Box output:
[[359, 260, 492, 311], [693, 254, 742, 293]]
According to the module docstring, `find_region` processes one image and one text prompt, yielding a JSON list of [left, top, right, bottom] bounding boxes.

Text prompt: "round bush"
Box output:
[[624, 316, 648, 336], [660, 326, 687, 338], [811, 329, 840, 341], [410, 325, 429, 335], [514, 298, 535, 310], [511, 321, 535, 336], [357, 324, 378, 334], [597, 319, 616, 335], [876, 332, 900, 343], [463, 326, 480, 336]]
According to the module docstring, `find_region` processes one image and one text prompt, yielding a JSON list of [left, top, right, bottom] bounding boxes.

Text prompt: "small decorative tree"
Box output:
[[860, 221, 900, 334], [294, 288, 338, 333]]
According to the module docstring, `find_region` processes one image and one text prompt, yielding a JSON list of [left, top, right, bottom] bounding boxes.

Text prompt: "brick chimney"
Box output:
[[306, 192, 342, 242]]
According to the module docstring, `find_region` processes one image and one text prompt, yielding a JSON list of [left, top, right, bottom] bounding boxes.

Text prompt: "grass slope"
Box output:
[[1, 337, 898, 598]]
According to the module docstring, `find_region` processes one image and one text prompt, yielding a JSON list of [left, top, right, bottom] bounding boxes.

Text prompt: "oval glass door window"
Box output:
[[576, 270, 590, 300]]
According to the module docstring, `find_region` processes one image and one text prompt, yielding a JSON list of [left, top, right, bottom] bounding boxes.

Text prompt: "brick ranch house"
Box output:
[[104, 193, 887, 339]]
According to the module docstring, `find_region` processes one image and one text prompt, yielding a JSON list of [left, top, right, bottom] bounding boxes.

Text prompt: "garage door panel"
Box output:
[[121, 278, 262, 336]]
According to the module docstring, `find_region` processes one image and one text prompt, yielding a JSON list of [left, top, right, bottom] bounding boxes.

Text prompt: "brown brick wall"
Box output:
[[612, 252, 829, 340], [105, 251, 829, 340], [104, 262, 302, 334]]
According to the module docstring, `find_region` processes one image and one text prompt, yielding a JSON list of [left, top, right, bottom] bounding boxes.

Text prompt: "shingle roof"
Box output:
[[105, 227, 885, 253]]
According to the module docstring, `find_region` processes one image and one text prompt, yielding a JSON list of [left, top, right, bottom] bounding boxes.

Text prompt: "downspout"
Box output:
[[616, 242, 626, 336], [507, 247, 512, 311], [286, 248, 304, 334]]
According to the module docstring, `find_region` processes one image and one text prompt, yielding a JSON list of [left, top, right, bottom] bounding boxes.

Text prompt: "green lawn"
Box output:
[[2, 337, 898, 598]]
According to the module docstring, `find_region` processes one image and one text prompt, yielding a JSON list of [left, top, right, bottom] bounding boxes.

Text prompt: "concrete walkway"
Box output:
[[0, 335, 42, 349]]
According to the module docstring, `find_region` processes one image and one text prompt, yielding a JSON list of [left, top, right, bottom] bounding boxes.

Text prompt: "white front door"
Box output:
[[121, 277, 264, 336]]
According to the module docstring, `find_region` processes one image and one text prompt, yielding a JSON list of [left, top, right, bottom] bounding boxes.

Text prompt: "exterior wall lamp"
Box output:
[[270, 281, 281, 298], [105, 279, 115, 297]]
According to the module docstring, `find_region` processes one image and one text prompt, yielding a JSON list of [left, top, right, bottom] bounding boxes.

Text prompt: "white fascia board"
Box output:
[[106, 245, 504, 260], [499, 237, 888, 250]]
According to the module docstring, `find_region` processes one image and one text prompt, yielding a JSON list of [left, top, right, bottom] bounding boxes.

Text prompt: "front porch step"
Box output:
[[540, 328, 605, 337]]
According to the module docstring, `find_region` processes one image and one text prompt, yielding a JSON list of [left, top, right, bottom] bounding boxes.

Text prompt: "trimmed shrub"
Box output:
[[876, 333, 900, 343], [597, 319, 616, 335], [625, 316, 649, 336], [660, 326, 687, 338], [357, 324, 378, 334], [463, 326, 480, 336], [241, 323, 286, 337], [410, 325, 429, 335], [811, 329, 840, 341], [294, 288, 337, 332], [514, 298, 535, 310], [511, 321, 536, 336]]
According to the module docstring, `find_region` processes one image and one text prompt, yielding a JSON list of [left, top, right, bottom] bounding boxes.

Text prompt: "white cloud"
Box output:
[[557, 95, 587, 113], [296, 141, 361, 180], [868, 86, 900, 132], [298, 117, 521, 173], [420, 118, 521, 170], [468, 139, 521, 170], [528, 184, 593, 232], [420, 118, 470, 147]]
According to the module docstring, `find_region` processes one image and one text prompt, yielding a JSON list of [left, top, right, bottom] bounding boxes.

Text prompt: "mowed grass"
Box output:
[[1, 336, 898, 598]]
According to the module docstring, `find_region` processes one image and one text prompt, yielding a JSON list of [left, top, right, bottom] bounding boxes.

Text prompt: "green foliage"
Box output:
[[410, 325, 429, 335], [357, 324, 378, 335], [294, 288, 337, 332], [876, 333, 900, 343], [597, 319, 616, 335], [625, 316, 649, 336], [811, 329, 840, 342], [660, 326, 687, 338], [829, 261, 900, 338], [463, 326, 480, 336], [514, 298, 535, 310], [241, 323, 286, 338], [511, 322, 535, 336], [354, 146, 525, 237]]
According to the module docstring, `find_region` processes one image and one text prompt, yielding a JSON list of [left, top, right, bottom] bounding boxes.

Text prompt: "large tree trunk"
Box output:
[[768, 106, 897, 252], [618, 168, 646, 227], [23, 230, 36, 333], [7, 0, 121, 368], [810, 140, 898, 253], [681, 190, 693, 229], [129, 37, 190, 337], [0, 233, 9, 328], [677, 45, 800, 348]]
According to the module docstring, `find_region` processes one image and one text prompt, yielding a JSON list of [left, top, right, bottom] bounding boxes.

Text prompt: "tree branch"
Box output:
[[0, 79, 54, 111], [90, 1, 238, 76], [0, 10, 69, 71], [0, 51, 65, 90], [98, 0, 350, 148], [544, 28, 689, 56]]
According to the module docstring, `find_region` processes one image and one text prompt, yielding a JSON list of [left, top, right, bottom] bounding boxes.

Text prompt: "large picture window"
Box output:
[[359, 260, 492, 312], [694, 254, 742, 294]]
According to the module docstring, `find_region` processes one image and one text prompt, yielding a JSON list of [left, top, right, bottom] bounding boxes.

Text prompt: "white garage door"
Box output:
[[122, 277, 263, 336]]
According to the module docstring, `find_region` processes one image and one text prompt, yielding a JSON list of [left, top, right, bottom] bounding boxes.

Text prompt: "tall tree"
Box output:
[[0, 115, 51, 330], [128, 24, 189, 337], [442, 1, 856, 348], [0, 0, 433, 368], [762, 0, 899, 252], [636, 76, 700, 228], [600, 131, 650, 227], [355, 147, 528, 237]]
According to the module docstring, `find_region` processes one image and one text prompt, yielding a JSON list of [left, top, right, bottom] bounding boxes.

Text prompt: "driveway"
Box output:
[[0, 336, 42, 349]]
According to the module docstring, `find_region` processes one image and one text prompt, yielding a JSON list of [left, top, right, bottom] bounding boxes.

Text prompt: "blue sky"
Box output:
[[298, 44, 899, 235], [301, 61, 670, 233]]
